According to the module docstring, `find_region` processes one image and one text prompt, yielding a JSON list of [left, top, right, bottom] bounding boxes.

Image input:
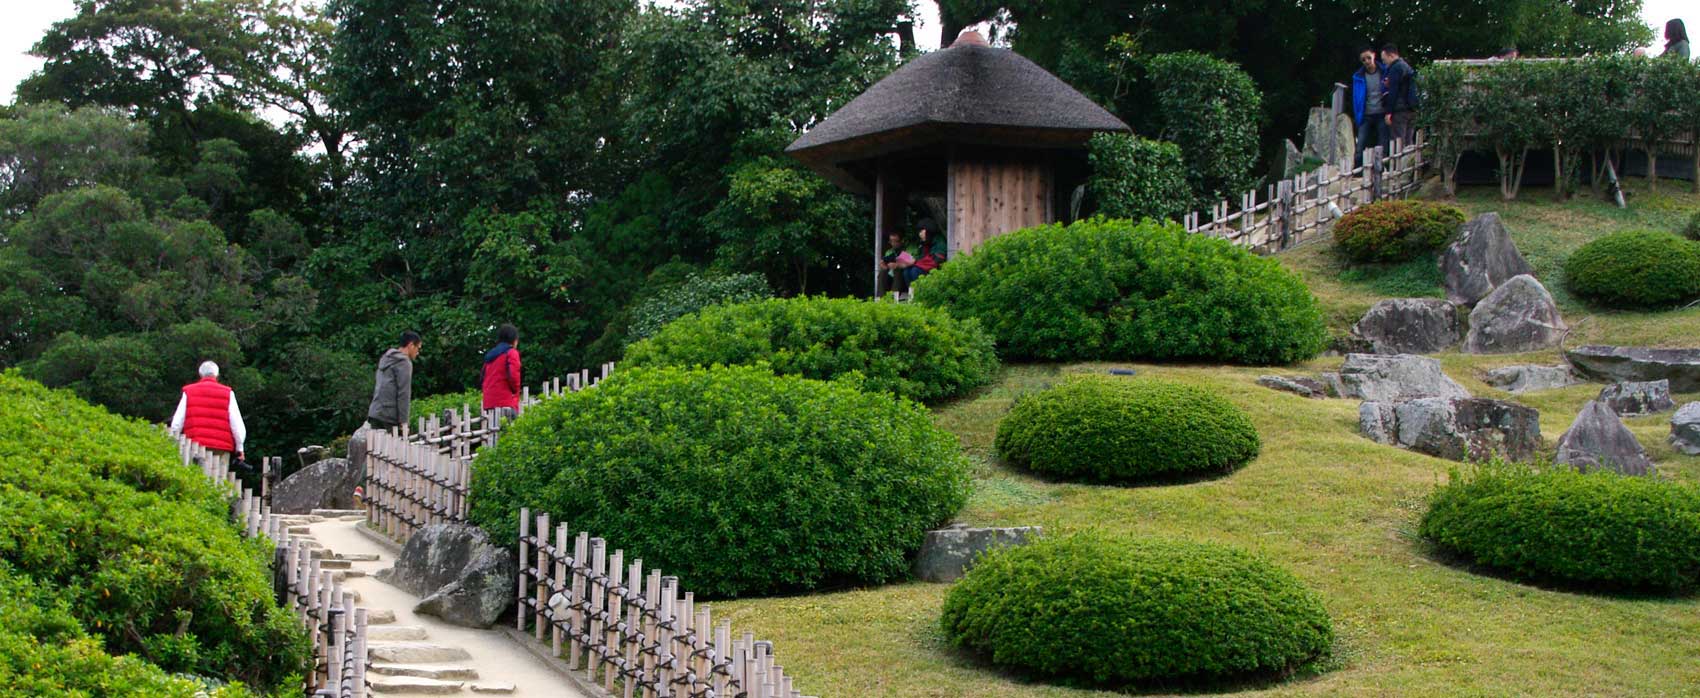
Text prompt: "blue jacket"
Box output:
[[1350, 64, 1385, 125]]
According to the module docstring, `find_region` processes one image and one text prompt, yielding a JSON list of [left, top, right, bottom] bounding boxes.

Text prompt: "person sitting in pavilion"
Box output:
[[880, 229, 915, 298], [904, 219, 947, 286]]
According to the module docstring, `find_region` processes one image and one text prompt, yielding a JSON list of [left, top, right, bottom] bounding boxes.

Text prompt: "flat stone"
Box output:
[[1555, 401, 1654, 476], [369, 676, 465, 694], [319, 559, 353, 570], [470, 684, 517, 695], [366, 608, 397, 625], [1597, 380, 1675, 417], [1257, 375, 1328, 399], [914, 525, 1042, 583], [1441, 212, 1534, 307], [1483, 365, 1583, 394], [287, 526, 311, 535], [367, 625, 429, 641], [312, 509, 369, 517], [1359, 397, 1541, 462], [1352, 298, 1460, 354], [369, 664, 479, 680], [337, 553, 382, 562], [1671, 402, 1700, 455], [273, 458, 362, 515], [331, 570, 368, 581], [368, 642, 472, 664], [1462, 275, 1567, 354], [1337, 354, 1470, 402], [1567, 346, 1700, 393]]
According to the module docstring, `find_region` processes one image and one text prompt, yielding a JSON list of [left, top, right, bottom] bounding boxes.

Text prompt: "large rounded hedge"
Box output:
[[468, 365, 972, 597], [1331, 199, 1465, 263], [914, 219, 1327, 364], [1564, 230, 1700, 309], [941, 533, 1333, 685], [622, 296, 999, 403], [995, 376, 1259, 483], [1420, 463, 1700, 592]]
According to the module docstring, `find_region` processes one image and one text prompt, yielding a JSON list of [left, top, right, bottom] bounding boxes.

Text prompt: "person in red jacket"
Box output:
[[170, 361, 247, 462], [481, 324, 523, 419]]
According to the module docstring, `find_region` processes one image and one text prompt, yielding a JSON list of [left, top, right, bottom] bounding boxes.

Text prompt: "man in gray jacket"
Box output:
[[366, 330, 421, 430]]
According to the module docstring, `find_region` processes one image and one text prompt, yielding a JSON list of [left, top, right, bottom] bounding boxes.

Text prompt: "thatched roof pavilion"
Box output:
[[787, 30, 1129, 286]]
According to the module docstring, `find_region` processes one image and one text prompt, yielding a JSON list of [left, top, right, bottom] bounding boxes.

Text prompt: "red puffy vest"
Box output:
[[182, 377, 235, 452], [481, 349, 522, 410]]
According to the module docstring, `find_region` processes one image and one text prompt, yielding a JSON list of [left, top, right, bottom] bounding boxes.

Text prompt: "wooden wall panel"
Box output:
[[948, 156, 1054, 256]]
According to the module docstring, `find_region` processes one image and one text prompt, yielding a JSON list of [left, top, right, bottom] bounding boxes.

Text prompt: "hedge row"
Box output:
[[1564, 230, 1700, 309]]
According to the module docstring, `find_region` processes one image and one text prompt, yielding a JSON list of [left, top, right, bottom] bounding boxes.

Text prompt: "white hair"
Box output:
[[199, 361, 220, 378]]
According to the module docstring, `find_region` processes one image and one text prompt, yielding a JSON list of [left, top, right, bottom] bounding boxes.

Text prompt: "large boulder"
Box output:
[[377, 523, 516, 628], [1671, 402, 1700, 456], [1351, 298, 1460, 354], [1440, 212, 1534, 307], [271, 458, 361, 515], [1359, 397, 1541, 462], [1336, 353, 1470, 402], [1462, 275, 1567, 354], [1565, 346, 1700, 393], [1597, 380, 1675, 417], [1301, 107, 1356, 170], [346, 422, 372, 473], [1553, 401, 1654, 476], [914, 525, 1042, 583], [1483, 364, 1584, 394]]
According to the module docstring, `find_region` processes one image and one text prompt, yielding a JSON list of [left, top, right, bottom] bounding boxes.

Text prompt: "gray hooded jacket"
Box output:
[[366, 347, 413, 428]]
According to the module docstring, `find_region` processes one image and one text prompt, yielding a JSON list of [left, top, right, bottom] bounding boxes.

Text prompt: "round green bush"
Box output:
[[622, 296, 999, 403], [1420, 463, 1700, 592], [941, 532, 1333, 685], [914, 219, 1327, 364], [1332, 200, 1466, 263], [468, 365, 972, 597], [1564, 230, 1700, 309], [1682, 210, 1700, 241], [995, 376, 1259, 483]]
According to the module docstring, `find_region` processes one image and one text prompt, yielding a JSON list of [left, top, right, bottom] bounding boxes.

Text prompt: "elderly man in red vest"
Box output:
[[170, 361, 248, 463]]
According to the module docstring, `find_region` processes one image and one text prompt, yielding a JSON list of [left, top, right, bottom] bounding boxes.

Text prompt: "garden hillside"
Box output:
[[0, 371, 308, 696], [696, 182, 1700, 698]]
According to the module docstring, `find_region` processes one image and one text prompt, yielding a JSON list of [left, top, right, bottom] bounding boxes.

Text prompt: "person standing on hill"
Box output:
[[481, 323, 523, 420], [1380, 43, 1419, 148], [170, 360, 247, 463], [366, 331, 420, 431], [1664, 19, 1690, 61], [1351, 46, 1389, 166]]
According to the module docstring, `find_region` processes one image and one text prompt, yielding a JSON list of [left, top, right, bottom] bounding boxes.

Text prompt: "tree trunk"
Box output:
[[1645, 147, 1658, 191], [1553, 148, 1565, 200]]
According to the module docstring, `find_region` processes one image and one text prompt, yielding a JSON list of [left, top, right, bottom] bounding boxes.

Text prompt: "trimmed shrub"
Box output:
[[1144, 52, 1264, 207], [1681, 210, 1700, 241], [1564, 230, 1700, 309], [1086, 133, 1191, 223], [914, 218, 1327, 365], [622, 296, 999, 403], [1420, 462, 1700, 592], [412, 389, 484, 422], [1332, 200, 1467, 263], [468, 365, 972, 597], [996, 376, 1259, 483], [626, 272, 772, 343], [0, 371, 307, 691], [941, 532, 1333, 685]]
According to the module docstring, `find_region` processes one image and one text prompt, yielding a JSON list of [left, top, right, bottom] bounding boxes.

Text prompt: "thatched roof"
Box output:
[[787, 32, 1130, 193]]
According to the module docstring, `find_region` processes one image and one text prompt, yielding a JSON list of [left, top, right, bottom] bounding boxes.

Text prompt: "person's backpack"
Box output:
[[1405, 66, 1424, 110]]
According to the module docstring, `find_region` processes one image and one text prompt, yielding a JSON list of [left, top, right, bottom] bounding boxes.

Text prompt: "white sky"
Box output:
[[0, 0, 1689, 105]]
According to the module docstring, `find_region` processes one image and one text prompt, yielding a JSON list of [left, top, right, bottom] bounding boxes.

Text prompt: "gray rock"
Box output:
[[1352, 298, 1460, 354], [1319, 372, 1347, 398], [1336, 353, 1470, 402], [1300, 107, 1356, 170], [1671, 402, 1700, 456], [1281, 138, 1305, 178], [1566, 346, 1700, 393], [1597, 380, 1675, 417], [347, 422, 372, 473], [1359, 397, 1541, 462], [1483, 365, 1584, 394], [1440, 212, 1534, 307], [367, 642, 472, 664], [1554, 401, 1654, 475], [271, 458, 362, 515], [915, 525, 1042, 583], [378, 523, 516, 628], [1462, 275, 1566, 354], [1258, 375, 1329, 399]]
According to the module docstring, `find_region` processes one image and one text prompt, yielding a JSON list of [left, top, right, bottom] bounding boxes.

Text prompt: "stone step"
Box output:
[[277, 515, 325, 525], [309, 548, 334, 559], [338, 552, 382, 562], [470, 683, 515, 695], [331, 570, 368, 582], [319, 559, 353, 570], [368, 625, 430, 641], [287, 525, 312, 534], [369, 676, 465, 694], [365, 608, 397, 625], [369, 664, 479, 680], [312, 508, 368, 517], [369, 642, 472, 664]]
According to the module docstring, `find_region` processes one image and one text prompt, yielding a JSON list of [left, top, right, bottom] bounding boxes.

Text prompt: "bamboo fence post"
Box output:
[[517, 508, 531, 632]]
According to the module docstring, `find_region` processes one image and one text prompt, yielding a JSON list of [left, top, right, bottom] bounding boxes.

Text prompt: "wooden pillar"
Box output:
[[873, 163, 886, 298]]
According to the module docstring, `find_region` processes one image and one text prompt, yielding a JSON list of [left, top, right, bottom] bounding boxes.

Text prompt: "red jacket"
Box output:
[[481, 346, 522, 410], [182, 377, 235, 452]]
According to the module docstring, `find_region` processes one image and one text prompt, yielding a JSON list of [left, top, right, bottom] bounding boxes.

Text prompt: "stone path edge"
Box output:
[[354, 521, 405, 555], [498, 626, 618, 698]]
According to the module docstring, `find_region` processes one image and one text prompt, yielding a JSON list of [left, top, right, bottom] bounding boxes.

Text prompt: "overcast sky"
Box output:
[[0, 1, 1692, 104]]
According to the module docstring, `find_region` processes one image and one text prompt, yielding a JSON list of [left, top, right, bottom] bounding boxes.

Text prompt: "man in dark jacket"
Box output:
[[1380, 43, 1418, 148], [366, 331, 420, 430], [481, 324, 522, 418]]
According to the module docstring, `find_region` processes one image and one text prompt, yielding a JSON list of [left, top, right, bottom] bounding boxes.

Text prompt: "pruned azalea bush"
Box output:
[[1420, 463, 1700, 593], [1564, 230, 1700, 309], [623, 295, 999, 403], [915, 218, 1327, 364], [468, 365, 972, 597], [996, 376, 1259, 483], [1332, 200, 1466, 263], [941, 532, 1333, 685]]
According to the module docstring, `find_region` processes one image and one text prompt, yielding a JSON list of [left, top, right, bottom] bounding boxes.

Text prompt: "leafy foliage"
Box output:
[[916, 218, 1328, 365], [1085, 133, 1190, 222], [1332, 200, 1466, 263], [468, 365, 972, 597], [411, 390, 485, 423], [624, 296, 999, 403], [995, 376, 1259, 483], [1142, 52, 1263, 207], [1683, 210, 1700, 241], [0, 372, 308, 691], [1564, 230, 1700, 309], [1420, 462, 1700, 592], [940, 532, 1333, 685], [625, 272, 773, 343]]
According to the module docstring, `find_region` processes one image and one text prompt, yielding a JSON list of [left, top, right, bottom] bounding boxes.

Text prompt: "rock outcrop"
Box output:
[[1565, 346, 1700, 393], [1462, 275, 1566, 354], [1359, 397, 1541, 462], [1352, 298, 1460, 354], [272, 458, 362, 515], [377, 523, 516, 628], [1483, 364, 1583, 394], [1671, 402, 1700, 456], [1336, 353, 1470, 402], [1553, 401, 1654, 475], [914, 525, 1042, 583], [1596, 380, 1675, 417], [1440, 212, 1533, 307]]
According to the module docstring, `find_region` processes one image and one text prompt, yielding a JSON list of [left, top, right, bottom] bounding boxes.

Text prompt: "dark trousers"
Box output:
[[1390, 111, 1416, 149], [878, 268, 909, 297], [1355, 115, 1390, 167]]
